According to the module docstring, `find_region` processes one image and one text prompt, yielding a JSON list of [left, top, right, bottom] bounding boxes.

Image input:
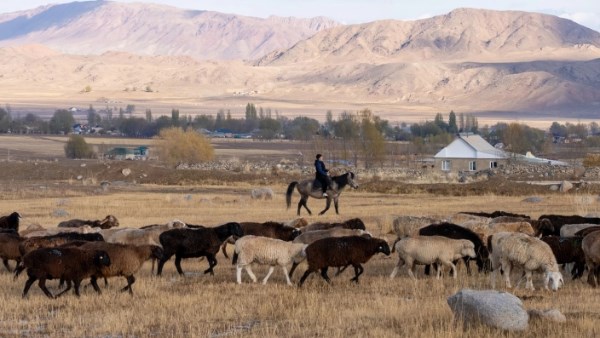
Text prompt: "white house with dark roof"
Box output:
[[434, 133, 509, 172]]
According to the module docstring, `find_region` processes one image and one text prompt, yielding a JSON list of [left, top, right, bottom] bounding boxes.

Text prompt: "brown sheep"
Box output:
[[298, 236, 390, 286], [79, 242, 163, 295], [19, 233, 105, 257], [19, 247, 111, 298], [221, 221, 301, 259], [0, 232, 23, 272], [58, 215, 119, 229], [581, 231, 600, 287], [574, 226, 600, 238]]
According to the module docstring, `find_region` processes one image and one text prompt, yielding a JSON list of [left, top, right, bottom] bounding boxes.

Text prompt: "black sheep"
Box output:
[[541, 236, 586, 280], [58, 215, 119, 229], [157, 222, 243, 276], [418, 222, 490, 274], [538, 214, 600, 236], [0, 212, 21, 231], [301, 218, 366, 232], [221, 221, 301, 258], [460, 211, 530, 219], [298, 236, 390, 286], [19, 247, 110, 298]]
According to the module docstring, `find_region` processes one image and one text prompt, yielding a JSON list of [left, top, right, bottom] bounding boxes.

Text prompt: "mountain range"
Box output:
[[1, 1, 600, 121]]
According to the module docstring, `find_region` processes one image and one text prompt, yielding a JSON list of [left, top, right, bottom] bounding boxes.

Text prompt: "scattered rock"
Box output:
[[549, 185, 559, 191], [56, 199, 70, 206], [447, 289, 529, 331], [527, 309, 566, 324], [122, 168, 131, 177], [76, 175, 83, 180], [559, 181, 573, 193], [184, 194, 193, 201], [80, 163, 86, 167], [522, 196, 543, 203], [100, 181, 111, 191]]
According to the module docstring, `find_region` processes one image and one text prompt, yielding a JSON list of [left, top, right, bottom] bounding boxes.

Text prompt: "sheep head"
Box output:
[[93, 250, 111, 268], [461, 241, 477, 258], [150, 245, 164, 261], [374, 239, 391, 256], [545, 271, 564, 291], [226, 222, 244, 238]]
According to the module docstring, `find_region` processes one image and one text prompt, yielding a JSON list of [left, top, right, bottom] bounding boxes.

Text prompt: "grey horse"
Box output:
[[286, 172, 358, 216]]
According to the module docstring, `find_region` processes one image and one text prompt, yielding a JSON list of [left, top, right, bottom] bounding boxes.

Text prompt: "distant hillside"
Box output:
[[257, 8, 600, 65], [0, 1, 339, 60]]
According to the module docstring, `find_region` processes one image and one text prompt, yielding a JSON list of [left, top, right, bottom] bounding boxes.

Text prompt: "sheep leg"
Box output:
[[525, 271, 535, 291], [22, 276, 37, 298], [463, 257, 472, 276], [406, 260, 417, 280], [298, 269, 314, 286], [245, 266, 257, 283], [73, 280, 82, 297], [318, 197, 331, 216], [350, 264, 363, 283], [282, 266, 292, 286], [288, 262, 299, 279], [390, 257, 404, 279], [236, 265, 243, 284], [501, 260, 512, 288], [2, 259, 11, 272], [174, 254, 184, 275], [447, 261, 457, 279], [436, 264, 443, 279], [56, 280, 72, 297], [156, 254, 172, 276], [90, 277, 102, 294], [221, 241, 230, 259], [120, 275, 135, 295], [335, 265, 349, 276], [204, 254, 217, 275], [39, 278, 56, 299], [320, 267, 331, 284], [262, 266, 275, 284]]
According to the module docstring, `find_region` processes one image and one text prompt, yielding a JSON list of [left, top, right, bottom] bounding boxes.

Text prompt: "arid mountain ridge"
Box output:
[[1, 2, 600, 120]]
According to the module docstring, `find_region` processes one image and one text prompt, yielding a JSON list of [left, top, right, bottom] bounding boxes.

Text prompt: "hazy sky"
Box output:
[[2, 0, 600, 31]]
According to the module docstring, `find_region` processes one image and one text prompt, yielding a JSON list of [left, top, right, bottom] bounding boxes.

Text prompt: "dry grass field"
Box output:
[[0, 183, 599, 337]]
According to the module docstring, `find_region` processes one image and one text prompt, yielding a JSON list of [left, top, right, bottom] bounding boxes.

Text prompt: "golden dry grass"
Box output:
[[0, 185, 599, 337]]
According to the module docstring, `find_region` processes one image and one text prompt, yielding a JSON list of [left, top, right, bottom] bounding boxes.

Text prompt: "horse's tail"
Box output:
[[286, 182, 299, 209]]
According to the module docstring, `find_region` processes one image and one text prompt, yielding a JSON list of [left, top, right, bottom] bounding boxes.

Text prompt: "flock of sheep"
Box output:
[[1, 209, 600, 299]]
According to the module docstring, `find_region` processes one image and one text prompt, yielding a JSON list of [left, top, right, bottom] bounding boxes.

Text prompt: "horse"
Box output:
[[286, 172, 358, 216]]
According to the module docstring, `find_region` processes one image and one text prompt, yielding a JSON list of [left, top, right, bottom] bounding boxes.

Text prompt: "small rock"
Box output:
[[559, 181, 573, 193], [549, 185, 559, 191], [142, 173, 148, 178], [447, 289, 529, 331], [184, 194, 193, 201], [76, 175, 83, 180], [527, 309, 566, 324], [522, 196, 542, 203], [80, 163, 86, 167], [122, 168, 131, 177]]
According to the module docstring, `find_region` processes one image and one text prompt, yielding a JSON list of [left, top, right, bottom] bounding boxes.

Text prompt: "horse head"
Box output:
[[346, 172, 359, 189]]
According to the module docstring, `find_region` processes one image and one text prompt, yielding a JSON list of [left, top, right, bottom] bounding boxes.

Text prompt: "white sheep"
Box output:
[[489, 232, 563, 291], [233, 235, 307, 286], [390, 236, 476, 279], [293, 228, 371, 245], [560, 223, 598, 237]]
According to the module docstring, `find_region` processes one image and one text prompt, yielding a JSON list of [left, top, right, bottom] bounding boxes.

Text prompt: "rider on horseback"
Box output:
[[315, 154, 332, 197]]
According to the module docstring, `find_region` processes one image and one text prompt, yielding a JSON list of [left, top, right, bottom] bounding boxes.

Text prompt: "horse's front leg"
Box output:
[[333, 196, 339, 214], [318, 196, 332, 215]]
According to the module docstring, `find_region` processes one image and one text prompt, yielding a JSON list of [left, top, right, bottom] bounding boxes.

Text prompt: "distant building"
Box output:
[[434, 133, 509, 172], [106, 146, 149, 160]]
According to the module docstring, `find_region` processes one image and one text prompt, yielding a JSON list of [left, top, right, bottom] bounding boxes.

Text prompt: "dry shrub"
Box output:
[[155, 127, 214, 165], [583, 154, 600, 168]]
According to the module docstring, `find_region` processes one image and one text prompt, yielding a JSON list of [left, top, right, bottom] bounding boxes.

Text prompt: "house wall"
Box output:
[[435, 158, 508, 172]]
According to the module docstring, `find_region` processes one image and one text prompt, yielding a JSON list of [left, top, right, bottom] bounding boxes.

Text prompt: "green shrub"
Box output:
[[64, 135, 96, 159]]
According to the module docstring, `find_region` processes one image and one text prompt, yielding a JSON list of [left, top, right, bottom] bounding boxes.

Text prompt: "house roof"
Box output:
[[434, 134, 508, 159]]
